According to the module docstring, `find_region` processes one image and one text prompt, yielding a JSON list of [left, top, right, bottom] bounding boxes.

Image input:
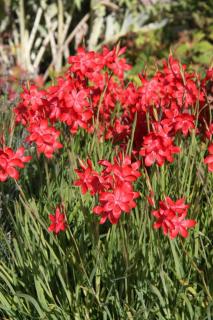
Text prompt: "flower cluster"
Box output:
[[14, 46, 212, 168], [139, 123, 180, 166], [152, 197, 196, 239], [14, 46, 132, 158], [5, 46, 212, 237], [75, 155, 140, 224]]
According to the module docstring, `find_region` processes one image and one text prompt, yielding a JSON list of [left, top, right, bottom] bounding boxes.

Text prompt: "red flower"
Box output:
[[169, 213, 196, 239], [152, 197, 196, 239], [162, 197, 189, 213], [26, 120, 63, 158], [162, 110, 195, 136], [93, 182, 139, 224], [48, 206, 67, 234], [173, 114, 195, 136], [60, 88, 92, 134], [14, 85, 48, 125], [152, 208, 175, 235], [75, 155, 140, 224], [204, 144, 213, 172], [0, 146, 31, 182], [68, 47, 103, 76], [140, 125, 180, 166], [74, 159, 102, 195], [106, 47, 131, 79], [99, 154, 141, 183], [20, 85, 45, 110]]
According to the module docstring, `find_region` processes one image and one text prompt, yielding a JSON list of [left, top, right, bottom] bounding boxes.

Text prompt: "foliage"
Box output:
[[0, 46, 212, 319]]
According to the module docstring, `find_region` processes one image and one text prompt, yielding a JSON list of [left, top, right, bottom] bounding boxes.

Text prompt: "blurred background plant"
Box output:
[[0, 0, 86, 84], [0, 0, 212, 86]]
